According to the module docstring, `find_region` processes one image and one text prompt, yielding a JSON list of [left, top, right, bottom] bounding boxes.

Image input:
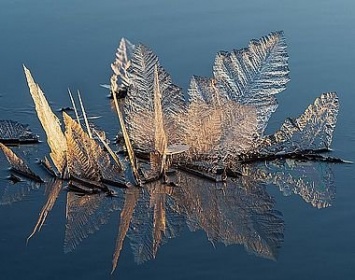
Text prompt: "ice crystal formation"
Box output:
[[0, 120, 39, 144], [24, 67, 68, 177], [109, 31, 341, 181], [0, 31, 348, 274]]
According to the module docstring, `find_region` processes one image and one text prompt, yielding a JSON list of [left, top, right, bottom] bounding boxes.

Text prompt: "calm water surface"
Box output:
[[1, 0, 355, 279]]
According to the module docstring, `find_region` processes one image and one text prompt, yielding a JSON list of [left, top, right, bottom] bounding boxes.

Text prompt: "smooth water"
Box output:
[[1, 0, 355, 279]]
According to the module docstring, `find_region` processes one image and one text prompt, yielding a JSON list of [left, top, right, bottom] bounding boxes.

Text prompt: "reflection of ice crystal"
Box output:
[[19, 158, 336, 273], [64, 191, 120, 253], [243, 159, 335, 208], [113, 171, 285, 269], [171, 171, 284, 260]]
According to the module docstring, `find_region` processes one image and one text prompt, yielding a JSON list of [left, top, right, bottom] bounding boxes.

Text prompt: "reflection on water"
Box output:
[[168, 170, 283, 260], [0, 158, 336, 274], [246, 159, 335, 208], [0, 176, 41, 206], [64, 188, 120, 253]]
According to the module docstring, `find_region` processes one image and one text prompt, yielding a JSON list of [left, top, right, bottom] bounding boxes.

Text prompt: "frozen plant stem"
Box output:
[[92, 129, 121, 167], [68, 89, 81, 126], [112, 90, 140, 185], [77, 90, 92, 138]]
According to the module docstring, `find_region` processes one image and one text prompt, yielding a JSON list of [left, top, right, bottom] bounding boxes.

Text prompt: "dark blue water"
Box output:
[[1, 0, 355, 279]]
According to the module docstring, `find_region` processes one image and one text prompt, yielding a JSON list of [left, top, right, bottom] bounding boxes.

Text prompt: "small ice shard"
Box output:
[[0, 143, 43, 182], [23, 66, 68, 177], [259, 92, 339, 154], [0, 120, 39, 144], [110, 38, 136, 97]]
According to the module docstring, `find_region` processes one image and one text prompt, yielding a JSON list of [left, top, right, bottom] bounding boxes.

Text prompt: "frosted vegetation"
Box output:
[[0, 31, 347, 273]]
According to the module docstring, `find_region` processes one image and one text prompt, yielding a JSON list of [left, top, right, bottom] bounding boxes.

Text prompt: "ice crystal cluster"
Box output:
[[0, 31, 344, 274]]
